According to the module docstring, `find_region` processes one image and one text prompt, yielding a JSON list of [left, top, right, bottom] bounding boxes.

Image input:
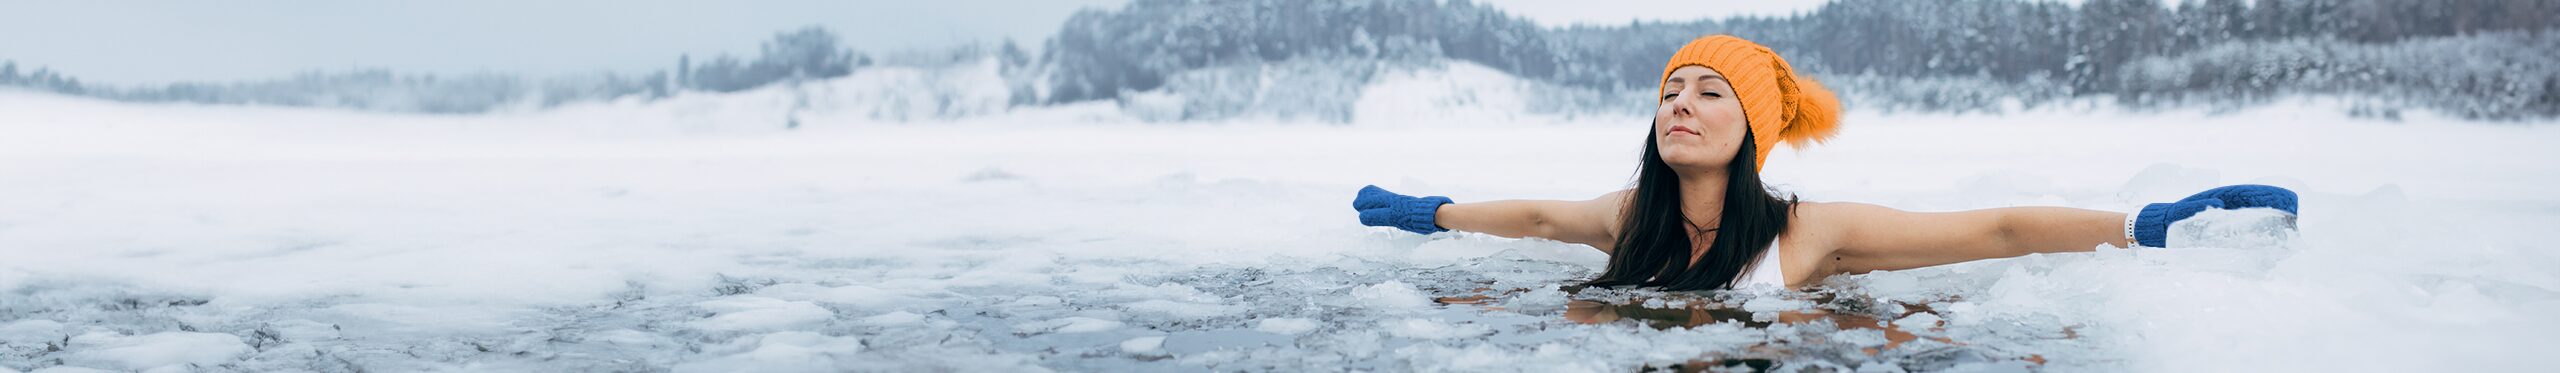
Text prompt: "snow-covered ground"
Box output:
[[3, 83, 2557, 372]]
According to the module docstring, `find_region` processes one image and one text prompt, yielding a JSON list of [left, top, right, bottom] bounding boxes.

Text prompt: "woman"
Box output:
[[1352, 35, 2297, 290]]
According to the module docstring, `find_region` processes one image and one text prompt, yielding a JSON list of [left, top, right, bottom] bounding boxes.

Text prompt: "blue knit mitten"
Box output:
[[1353, 185, 1453, 234], [2131, 184, 2299, 247]]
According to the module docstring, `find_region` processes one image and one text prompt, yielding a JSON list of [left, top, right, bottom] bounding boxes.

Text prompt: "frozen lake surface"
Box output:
[[3, 90, 2557, 372]]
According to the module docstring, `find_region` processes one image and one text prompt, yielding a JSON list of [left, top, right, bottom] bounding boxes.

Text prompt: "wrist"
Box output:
[[1431, 202, 1455, 229]]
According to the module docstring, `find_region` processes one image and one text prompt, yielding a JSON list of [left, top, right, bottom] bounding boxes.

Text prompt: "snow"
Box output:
[[61, 332, 250, 371], [1477, 0, 1831, 27], [3, 61, 2559, 371], [688, 297, 834, 332], [1354, 62, 1540, 126]]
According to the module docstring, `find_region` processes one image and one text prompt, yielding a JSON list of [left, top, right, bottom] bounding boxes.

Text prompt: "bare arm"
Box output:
[[1433, 190, 1630, 253], [1814, 202, 2129, 273]]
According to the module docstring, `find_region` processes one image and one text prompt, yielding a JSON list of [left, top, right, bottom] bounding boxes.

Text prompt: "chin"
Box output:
[[1664, 158, 1729, 171], [1657, 151, 1728, 169]]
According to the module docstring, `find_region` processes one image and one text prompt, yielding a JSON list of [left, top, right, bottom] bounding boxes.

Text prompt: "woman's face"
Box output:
[[1655, 65, 1748, 173]]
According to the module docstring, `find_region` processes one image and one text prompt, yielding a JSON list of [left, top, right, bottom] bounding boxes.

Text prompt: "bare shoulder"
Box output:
[[1587, 189, 1634, 225], [1565, 189, 1635, 253], [1774, 201, 1892, 283], [1788, 201, 1940, 275], [1789, 201, 1904, 240], [1782, 201, 1887, 260]]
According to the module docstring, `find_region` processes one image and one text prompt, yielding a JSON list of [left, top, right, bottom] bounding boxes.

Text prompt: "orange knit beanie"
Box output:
[[1658, 35, 1843, 172]]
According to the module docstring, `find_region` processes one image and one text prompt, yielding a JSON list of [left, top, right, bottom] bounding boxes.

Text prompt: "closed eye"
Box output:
[[1661, 93, 1678, 101]]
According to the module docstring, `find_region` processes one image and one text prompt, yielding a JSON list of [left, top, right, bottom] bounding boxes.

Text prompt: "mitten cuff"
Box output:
[[1402, 196, 1454, 233], [2133, 202, 2179, 248]]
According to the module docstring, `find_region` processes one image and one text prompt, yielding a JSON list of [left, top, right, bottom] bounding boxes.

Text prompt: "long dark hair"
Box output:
[[1582, 121, 1799, 291]]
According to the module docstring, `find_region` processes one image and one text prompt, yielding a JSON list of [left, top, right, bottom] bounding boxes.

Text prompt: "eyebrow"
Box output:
[[1664, 75, 1729, 88]]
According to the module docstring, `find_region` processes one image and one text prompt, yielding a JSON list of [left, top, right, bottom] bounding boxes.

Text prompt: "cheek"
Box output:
[[1699, 104, 1749, 142], [1709, 106, 1749, 149], [1709, 103, 1747, 128]]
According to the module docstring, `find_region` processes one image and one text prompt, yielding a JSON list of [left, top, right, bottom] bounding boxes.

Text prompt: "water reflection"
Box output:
[[1435, 289, 2049, 372], [1563, 299, 1938, 351]]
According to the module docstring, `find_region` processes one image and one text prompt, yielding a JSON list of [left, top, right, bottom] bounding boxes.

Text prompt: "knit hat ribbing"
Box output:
[[1657, 35, 1843, 172]]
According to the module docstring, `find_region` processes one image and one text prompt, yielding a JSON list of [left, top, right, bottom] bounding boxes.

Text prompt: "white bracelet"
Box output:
[[2123, 211, 2142, 247]]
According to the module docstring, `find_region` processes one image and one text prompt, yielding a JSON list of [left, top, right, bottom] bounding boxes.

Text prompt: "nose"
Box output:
[[1671, 96, 1693, 118]]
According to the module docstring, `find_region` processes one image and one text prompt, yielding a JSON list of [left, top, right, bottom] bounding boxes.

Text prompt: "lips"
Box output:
[[1666, 126, 1699, 137]]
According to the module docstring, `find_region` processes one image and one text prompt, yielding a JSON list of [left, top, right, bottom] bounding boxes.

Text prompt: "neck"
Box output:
[[1674, 168, 1727, 233], [1674, 168, 1728, 265]]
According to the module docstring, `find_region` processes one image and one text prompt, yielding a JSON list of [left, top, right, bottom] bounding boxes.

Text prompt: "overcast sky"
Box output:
[[0, 0, 1831, 86]]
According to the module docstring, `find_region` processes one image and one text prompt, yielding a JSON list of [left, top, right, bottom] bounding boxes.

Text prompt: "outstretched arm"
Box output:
[[1814, 184, 2297, 273], [1813, 202, 2129, 273], [1353, 185, 1628, 253], [1434, 190, 1630, 252]]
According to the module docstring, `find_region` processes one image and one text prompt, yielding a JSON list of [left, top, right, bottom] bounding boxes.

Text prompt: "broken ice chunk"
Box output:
[[1895, 312, 1943, 329], [1348, 280, 1434, 311], [1120, 336, 1167, 353], [1256, 318, 1322, 335], [1741, 296, 1813, 313], [689, 296, 833, 332], [1381, 318, 1493, 339], [2167, 207, 2299, 249], [859, 311, 925, 326]]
